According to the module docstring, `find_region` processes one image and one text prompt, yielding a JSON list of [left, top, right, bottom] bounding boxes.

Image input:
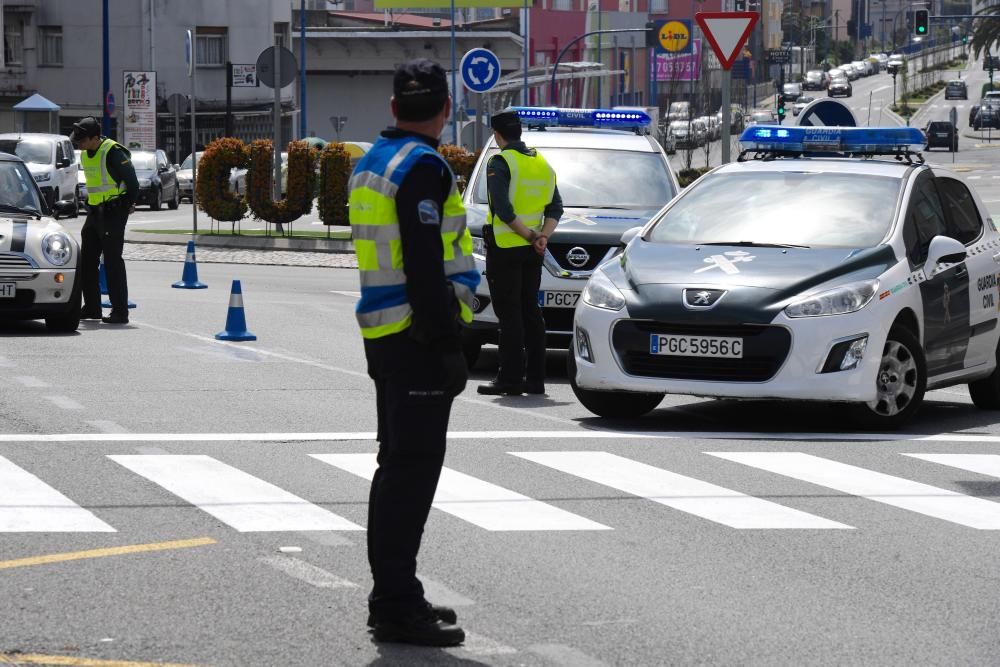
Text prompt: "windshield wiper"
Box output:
[[700, 241, 810, 249], [0, 203, 41, 219], [584, 205, 643, 210]]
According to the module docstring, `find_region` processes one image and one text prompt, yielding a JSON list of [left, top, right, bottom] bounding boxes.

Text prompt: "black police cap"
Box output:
[[490, 110, 521, 132], [70, 117, 101, 143], [393, 59, 449, 99]]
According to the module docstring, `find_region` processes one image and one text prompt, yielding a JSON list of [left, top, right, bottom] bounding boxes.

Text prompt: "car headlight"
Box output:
[[471, 234, 486, 259], [138, 177, 151, 187], [34, 172, 51, 182], [582, 270, 626, 311], [785, 280, 878, 318], [42, 232, 72, 266]]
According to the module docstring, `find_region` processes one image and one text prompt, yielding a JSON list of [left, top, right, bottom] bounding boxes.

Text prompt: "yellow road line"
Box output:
[[0, 655, 202, 667], [0, 537, 216, 571]]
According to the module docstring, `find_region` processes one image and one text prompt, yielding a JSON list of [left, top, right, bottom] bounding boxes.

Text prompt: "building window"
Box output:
[[3, 10, 25, 67], [196, 27, 227, 67], [274, 22, 289, 49], [649, 0, 668, 11], [39, 26, 63, 66], [553, 0, 573, 9]]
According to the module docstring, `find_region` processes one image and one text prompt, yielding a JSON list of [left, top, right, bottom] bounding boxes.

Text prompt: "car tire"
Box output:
[[567, 352, 664, 419], [848, 326, 926, 430], [969, 342, 1000, 409], [45, 281, 81, 334], [168, 186, 180, 210], [151, 187, 162, 210]]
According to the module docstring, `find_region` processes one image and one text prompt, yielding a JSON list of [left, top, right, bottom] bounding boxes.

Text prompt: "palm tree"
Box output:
[[970, 10, 1000, 59]]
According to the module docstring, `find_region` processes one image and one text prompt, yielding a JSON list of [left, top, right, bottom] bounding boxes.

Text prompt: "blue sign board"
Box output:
[[797, 98, 857, 128], [460, 48, 501, 93], [731, 58, 750, 80]]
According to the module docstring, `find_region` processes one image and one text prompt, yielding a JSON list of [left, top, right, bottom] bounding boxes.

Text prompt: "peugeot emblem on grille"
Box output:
[[566, 246, 590, 268], [683, 288, 726, 309]]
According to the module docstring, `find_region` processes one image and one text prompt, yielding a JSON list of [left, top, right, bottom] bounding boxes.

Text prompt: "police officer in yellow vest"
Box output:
[[478, 110, 562, 396], [70, 117, 138, 324], [348, 59, 478, 647]]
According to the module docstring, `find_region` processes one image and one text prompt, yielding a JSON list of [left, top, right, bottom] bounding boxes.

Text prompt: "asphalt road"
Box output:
[[4, 258, 1000, 666]]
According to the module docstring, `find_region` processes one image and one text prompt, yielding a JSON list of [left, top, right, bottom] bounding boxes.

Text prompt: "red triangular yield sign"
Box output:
[[695, 12, 759, 71]]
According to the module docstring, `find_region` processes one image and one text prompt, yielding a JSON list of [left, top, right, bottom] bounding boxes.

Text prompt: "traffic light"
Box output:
[[776, 94, 786, 123], [734, 0, 746, 10], [963, 35, 969, 45], [645, 21, 658, 49], [914, 9, 928, 36]]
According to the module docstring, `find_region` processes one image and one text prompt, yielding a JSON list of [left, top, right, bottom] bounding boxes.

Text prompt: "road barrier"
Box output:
[[171, 240, 208, 289], [215, 280, 257, 342]]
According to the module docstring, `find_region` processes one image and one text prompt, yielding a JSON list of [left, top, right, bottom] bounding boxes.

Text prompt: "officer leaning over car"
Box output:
[[70, 117, 138, 325], [478, 109, 563, 396], [348, 58, 479, 647]]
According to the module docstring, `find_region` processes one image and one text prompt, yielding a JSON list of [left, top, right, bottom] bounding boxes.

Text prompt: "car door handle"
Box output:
[[955, 266, 968, 277]]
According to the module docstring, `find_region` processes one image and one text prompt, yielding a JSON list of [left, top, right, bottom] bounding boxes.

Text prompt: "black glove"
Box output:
[[441, 349, 469, 398]]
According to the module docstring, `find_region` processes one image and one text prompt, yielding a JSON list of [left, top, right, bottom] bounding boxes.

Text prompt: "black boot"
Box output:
[[370, 607, 465, 647], [101, 311, 129, 324], [477, 380, 524, 396], [367, 603, 456, 628]]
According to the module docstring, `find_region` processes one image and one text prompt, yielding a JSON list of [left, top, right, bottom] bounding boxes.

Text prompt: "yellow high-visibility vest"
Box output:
[[488, 148, 555, 248], [81, 138, 128, 206], [348, 136, 479, 339]]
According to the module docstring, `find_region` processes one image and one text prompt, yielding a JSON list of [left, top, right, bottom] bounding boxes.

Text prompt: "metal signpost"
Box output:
[[461, 48, 501, 151], [695, 12, 759, 164], [950, 106, 958, 162], [186, 29, 197, 235], [257, 45, 298, 233]]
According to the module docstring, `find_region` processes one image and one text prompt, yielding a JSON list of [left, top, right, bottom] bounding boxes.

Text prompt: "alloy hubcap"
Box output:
[[867, 340, 918, 417]]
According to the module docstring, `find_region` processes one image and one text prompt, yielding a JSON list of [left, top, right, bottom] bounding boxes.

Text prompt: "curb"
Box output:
[[126, 230, 355, 254]]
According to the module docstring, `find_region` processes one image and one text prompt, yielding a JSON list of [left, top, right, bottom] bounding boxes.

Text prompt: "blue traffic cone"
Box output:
[[215, 280, 257, 341], [100, 258, 137, 309], [172, 240, 208, 289]]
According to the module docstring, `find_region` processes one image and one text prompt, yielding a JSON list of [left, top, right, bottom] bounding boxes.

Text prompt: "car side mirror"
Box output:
[[173, 164, 180, 171], [619, 226, 643, 247], [925, 235, 967, 275], [58, 158, 71, 168], [53, 199, 76, 216]]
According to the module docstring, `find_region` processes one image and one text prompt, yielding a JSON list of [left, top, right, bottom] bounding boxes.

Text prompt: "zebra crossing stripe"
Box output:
[[108, 455, 363, 532], [904, 453, 1000, 478], [0, 456, 115, 532], [710, 452, 1000, 530], [312, 454, 610, 531], [512, 452, 851, 530]]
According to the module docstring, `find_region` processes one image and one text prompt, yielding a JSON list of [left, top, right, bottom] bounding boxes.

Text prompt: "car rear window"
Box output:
[[649, 171, 902, 249]]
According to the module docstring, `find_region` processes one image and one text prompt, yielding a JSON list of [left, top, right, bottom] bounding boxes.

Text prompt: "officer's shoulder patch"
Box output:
[[417, 199, 440, 225]]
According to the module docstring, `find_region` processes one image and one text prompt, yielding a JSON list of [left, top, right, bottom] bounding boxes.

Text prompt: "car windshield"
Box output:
[[649, 171, 901, 248], [751, 112, 773, 122], [474, 147, 675, 209], [0, 139, 51, 165], [180, 153, 201, 169], [0, 160, 43, 211], [131, 153, 156, 170]]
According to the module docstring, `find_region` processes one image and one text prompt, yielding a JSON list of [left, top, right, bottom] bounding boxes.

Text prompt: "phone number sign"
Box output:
[[653, 39, 701, 82]]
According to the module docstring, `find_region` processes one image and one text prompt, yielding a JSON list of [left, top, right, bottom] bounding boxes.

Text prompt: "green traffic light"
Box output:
[[917, 26, 926, 34]]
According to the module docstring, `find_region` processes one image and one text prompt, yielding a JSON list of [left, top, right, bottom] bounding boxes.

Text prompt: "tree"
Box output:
[[970, 8, 1000, 58]]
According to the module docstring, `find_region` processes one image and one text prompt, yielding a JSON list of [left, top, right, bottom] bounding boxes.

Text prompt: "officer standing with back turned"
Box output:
[[348, 58, 479, 647], [478, 109, 562, 396], [71, 117, 138, 325]]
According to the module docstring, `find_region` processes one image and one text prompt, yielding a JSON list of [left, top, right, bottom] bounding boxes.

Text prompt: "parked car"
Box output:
[[924, 121, 958, 151], [746, 109, 777, 126], [945, 80, 968, 100], [716, 104, 745, 132], [667, 101, 691, 122], [175, 152, 201, 202], [698, 115, 720, 141], [230, 152, 288, 197], [0, 133, 79, 215], [131, 149, 180, 210], [828, 77, 853, 98], [0, 151, 81, 332], [972, 101, 1000, 130]]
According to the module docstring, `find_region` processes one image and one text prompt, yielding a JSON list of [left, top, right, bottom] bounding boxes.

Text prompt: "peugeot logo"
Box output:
[[566, 246, 590, 268], [683, 288, 726, 309]]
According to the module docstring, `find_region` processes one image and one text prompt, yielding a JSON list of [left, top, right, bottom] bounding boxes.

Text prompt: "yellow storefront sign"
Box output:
[[658, 20, 691, 53]]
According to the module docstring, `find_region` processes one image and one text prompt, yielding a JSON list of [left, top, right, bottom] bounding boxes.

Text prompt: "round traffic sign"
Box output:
[[460, 48, 501, 93], [796, 98, 857, 128], [105, 91, 116, 116], [256, 46, 298, 89], [659, 20, 691, 53]]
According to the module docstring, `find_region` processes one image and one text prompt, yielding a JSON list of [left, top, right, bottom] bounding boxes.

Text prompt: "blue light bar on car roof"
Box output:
[[510, 107, 651, 129], [738, 125, 926, 154]]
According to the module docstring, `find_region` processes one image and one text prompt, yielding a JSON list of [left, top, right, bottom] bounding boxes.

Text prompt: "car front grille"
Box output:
[[547, 243, 611, 272], [612, 321, 791, 382], [542, 307, 575, 334]]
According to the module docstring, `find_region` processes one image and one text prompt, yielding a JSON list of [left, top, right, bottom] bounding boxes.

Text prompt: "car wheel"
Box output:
[[168, 186, 180, 210], [848, 326, 926, 430], [45, 282, 81, 334], [567, 353, 664, 419], [969, 342, 1000, 409], [151, 187, 162, 210]]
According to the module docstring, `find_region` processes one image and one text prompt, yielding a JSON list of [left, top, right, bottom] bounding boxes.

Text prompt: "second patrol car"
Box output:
[[462, 107, 680, 366], [570, 126, 1000, 428]]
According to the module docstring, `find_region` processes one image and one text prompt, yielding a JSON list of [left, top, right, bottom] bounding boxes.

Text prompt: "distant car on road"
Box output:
[[828, 77, 853, 98], [131, 149, 180, 210], [782, 82, 802, 102], [924, 121, 958, 151], [792, 96, 816, 116], [175, 152, 201, 203], [945, 80, 968, 100], [668, 101, 691, 122], [803, 70, 828, 91], [747, 109, 777, 126]]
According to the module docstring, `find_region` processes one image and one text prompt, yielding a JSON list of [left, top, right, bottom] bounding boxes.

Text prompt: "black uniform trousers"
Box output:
[[364, 331, 454, 619], [485, 243, 546, 386], [80, 200, 130, 314]]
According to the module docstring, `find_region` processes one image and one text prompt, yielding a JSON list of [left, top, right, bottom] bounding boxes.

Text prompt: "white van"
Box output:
[[0, 133, 79, 214]]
